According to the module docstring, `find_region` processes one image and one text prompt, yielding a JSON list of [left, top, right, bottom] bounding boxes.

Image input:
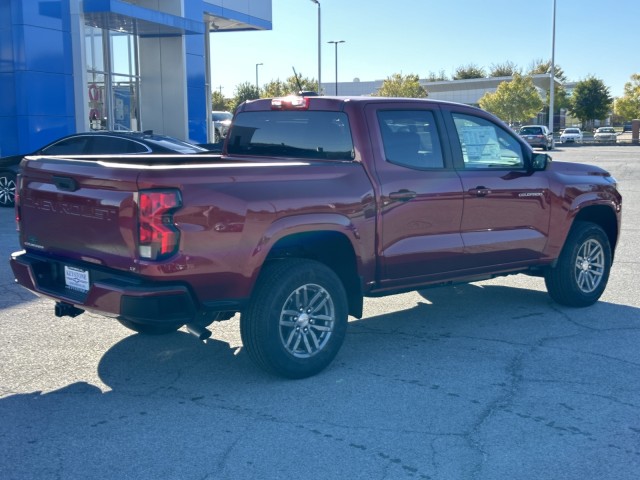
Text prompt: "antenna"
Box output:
[[292, 67, 318, 96], [292, 67, 303, 93]]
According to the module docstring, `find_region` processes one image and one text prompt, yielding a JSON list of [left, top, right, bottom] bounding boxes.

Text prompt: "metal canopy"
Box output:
[[83, 0, 204, 36]]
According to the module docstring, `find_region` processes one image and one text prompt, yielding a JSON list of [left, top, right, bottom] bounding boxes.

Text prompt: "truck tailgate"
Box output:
[[18, 156, 140, 272]]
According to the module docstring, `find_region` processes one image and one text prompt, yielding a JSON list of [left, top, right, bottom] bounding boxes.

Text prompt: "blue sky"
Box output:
[[210, 0, 639, 98]]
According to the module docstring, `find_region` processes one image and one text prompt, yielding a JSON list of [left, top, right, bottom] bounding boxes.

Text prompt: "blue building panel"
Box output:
[[17, 114, 75, 152], [0, 2, 11, 29], [12, 24, 72, 74], [9, 0, 70, 32], [187, 85, 208, 143], [0, 116, 18, 157], [0, 0, 272, 157], [0, 73, 16, 117], [14, 71, 74, 117], [0, 24, 14, 73]]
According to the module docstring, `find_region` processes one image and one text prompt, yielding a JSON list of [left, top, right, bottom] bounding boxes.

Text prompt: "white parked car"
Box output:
[[560, 127, 583, 144], [594, 127, 617, 143]]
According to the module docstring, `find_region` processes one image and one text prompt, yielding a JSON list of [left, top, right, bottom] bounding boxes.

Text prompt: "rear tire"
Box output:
[[117, 317, 183, 335], [544, 221, 612, 307], [240, 259, 348, 379]]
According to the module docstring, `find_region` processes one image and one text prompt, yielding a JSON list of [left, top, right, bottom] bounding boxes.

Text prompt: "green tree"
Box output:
[[211, 90, 229, 111], [478, 74, 544, 125], [569, 76, 613, 127], [261, 79, 289, 98], [489, 61, 521, 78], [614, 73, 640, 120], [374, 73, 428, 98], [453, 64, 486, 80], [229, 82, 260, 111], [527, 59, 569, 127], [527, 58, 567, 82], [426, 70, 448, 82], [260, 74, 318, 97]]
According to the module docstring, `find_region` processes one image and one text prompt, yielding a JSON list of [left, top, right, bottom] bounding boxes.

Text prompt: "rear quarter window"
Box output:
[[227, 111, 354, 160]]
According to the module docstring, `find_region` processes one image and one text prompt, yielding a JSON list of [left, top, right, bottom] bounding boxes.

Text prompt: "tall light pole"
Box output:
[[310, 0, 321, 94], [328, 40, 345, 95], [549, 0, 556, 136], [255, 63, 263, 92]]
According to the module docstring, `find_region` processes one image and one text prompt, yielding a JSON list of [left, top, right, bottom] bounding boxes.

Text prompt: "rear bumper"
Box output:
[[10, 250, 197, 325]]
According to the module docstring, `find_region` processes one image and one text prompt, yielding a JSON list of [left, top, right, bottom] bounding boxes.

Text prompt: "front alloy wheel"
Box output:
[[545, 221, 612, 307], [574, 238, 606, 294]]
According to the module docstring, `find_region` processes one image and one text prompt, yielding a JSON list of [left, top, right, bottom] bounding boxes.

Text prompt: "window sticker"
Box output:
[[459, 126, 501, 163]]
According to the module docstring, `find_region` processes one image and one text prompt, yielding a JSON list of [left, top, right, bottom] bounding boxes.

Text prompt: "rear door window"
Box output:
[[227, 111, 354, 160], [377, 110, 444, 169]]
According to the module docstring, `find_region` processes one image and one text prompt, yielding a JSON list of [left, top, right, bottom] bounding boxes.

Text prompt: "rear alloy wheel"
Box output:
[[545, 221, 612, 307], [240, 259, 348, 379], [0, 171, 16, 208]]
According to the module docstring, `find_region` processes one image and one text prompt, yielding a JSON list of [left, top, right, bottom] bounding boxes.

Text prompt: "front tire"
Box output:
[[240, 259, 348, 379], [544, 221, 612, 307]]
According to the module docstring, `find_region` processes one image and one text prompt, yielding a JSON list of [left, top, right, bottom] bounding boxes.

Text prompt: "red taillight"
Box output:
[[271, 96, 310, 110], [137, 190, 181, 260]]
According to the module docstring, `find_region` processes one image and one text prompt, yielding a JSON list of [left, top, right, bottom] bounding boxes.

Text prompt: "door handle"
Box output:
[[389, 189, 417, 202], [470, 186, 491, 197]]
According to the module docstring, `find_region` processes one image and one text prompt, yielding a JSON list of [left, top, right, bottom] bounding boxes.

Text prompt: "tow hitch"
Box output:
[[55, 302, 85, 318]]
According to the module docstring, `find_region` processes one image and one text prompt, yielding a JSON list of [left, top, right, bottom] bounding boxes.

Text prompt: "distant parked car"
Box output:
[[212, 111, 233, 142], [560, 127, 583, 144], [519, 125, 554, 150], [623, 122, 632, 132], [0, 131, 208, 208], [594, 127, 617, 143]]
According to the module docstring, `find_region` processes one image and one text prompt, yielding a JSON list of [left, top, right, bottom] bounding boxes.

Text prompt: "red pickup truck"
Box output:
[[10, 96, 622, 378]]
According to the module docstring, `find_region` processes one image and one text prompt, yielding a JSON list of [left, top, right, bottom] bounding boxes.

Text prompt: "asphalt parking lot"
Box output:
[[1, 145, 639, 479]]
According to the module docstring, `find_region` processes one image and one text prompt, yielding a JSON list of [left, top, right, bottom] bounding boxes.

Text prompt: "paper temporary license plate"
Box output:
[[64, 266, 90, 292]]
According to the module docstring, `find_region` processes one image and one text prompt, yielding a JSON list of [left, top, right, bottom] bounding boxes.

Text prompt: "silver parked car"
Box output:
[[594, 127, 617, 143], [519, 125, 554, 150]]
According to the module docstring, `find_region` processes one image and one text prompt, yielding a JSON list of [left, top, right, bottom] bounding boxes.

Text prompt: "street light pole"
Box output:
[[255, 63, 263, 93], [549, 0, 556, 136], [310, 0, 321, 94], [327, 40, 344, 95]]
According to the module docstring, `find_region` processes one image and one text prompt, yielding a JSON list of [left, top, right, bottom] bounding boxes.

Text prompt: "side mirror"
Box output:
[[530, 153, 550, 171]]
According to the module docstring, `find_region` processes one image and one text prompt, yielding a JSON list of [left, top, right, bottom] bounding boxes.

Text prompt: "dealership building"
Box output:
[[0, 0, 272, 156]]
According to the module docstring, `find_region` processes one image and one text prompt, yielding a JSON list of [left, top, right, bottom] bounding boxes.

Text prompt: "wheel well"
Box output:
[[574, 205, 619, 258], [266, 231, 363, 318]]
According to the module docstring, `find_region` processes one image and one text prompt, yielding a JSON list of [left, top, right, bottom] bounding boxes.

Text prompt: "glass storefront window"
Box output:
[[112, 75, 138, 131], [87, 72, 107, 130], [85, 26, 104, 72], [85, 26, 140, 131]]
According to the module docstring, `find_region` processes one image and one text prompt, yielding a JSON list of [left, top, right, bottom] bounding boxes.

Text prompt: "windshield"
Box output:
[[564, 129, 580, 134]]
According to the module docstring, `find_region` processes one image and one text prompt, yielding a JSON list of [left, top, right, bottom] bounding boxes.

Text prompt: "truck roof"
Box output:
[[237, 96, 466, 113]]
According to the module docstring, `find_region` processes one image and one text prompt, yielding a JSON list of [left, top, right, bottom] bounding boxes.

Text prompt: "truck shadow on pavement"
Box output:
[[2, 283, 639, 479]]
